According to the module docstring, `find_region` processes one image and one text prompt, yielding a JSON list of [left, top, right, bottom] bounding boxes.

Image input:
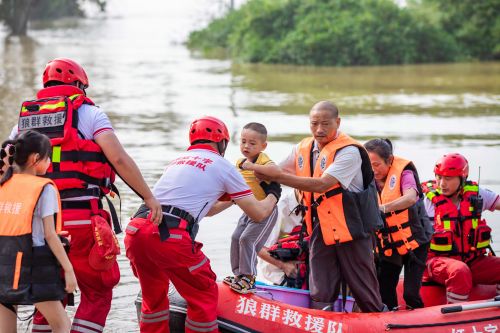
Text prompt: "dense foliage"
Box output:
[[188, 0, 500, 66], [30, 0, 84, 20], [0, 0, 105, 35]]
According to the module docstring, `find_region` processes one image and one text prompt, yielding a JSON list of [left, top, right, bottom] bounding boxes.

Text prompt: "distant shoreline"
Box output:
[[187, 0, 500, 67]]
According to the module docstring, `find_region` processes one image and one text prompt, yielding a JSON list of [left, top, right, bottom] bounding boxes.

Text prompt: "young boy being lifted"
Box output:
[[224, 122, 280, 294]]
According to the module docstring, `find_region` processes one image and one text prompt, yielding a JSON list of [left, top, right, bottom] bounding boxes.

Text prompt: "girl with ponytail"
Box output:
[[0, 130, 77, 333]]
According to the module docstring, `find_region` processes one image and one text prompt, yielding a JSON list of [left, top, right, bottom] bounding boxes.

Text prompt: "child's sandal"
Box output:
[[230, 275, 256, 294], [223, 275, 237, 286]]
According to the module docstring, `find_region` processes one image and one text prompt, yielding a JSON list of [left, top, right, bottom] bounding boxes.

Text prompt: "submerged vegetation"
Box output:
[[188, 0, 500, 66]]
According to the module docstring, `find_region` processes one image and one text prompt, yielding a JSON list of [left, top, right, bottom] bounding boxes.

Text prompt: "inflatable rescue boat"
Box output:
[[135, 280, 500, 332]]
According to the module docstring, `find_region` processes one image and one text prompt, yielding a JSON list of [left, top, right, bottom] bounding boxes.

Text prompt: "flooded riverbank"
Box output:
[[0, 1, 498, 331]]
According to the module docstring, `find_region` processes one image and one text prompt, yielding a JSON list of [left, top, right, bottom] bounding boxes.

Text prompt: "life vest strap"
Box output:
[[438, 215, 481, 223], [134, 204, 196, 226], [134, 204, 197, 242], [160, 205, 196, 225], [61, 198, 122, 234], [384, 208, 406, 218], [313, 187, 342, 207], [48, 171, 110, 188], [104, 194, 122, 234], [0, 254, 32, 265], [380, 221, 411, 234], [59, 188, 101, 199], [61, 200, 102, 210], [59, 151, 108, 163], [381, 235, 416, 250], [434, 199, 447, 207]]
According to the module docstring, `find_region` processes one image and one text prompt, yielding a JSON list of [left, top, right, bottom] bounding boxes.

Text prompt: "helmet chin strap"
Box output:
[[75, 82, 87, 95], [216, 140, 228, 156]]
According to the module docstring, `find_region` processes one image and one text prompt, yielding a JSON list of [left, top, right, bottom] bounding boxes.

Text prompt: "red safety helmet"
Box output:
[[434, 153, 469, 178], [43, 58, 89, 89], [189, 116, 230, 145]]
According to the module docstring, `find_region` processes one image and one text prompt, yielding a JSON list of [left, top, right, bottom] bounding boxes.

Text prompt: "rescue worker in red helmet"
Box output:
[[9, 58, 162, 333], [422, 153, 500, 304], [125, 116, 281, 333]]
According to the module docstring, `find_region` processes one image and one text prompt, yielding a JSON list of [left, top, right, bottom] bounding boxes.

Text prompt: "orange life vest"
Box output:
[[377, 157, 420, 256], [423, 180, 491, 262], [0, 174, 63, 304], [295, 133, 382, 245]]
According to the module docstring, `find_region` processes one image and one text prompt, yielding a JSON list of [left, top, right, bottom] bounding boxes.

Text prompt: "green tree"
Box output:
[[189, 0, 464, 66], [0, 0, 106, 36], [30, 0, 83, 20], [0, 0, 33, 36], [421, 0, 500, 59]]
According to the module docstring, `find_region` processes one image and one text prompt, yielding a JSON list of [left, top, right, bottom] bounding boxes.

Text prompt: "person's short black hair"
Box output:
[[243, 122, 267, 139], [44, 80, 65, 87]]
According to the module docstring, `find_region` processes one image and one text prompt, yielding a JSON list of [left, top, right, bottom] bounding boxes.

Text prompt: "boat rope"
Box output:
[[386, 315, 500, 330]]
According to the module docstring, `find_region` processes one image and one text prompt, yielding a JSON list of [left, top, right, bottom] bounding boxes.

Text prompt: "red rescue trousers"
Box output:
[[125, 218, 219, 333], [32, 211, 120, 333], [426, 255, 500, 303]]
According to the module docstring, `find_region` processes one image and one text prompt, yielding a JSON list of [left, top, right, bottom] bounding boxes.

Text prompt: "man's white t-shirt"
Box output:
[[153, 145, 252, 221]]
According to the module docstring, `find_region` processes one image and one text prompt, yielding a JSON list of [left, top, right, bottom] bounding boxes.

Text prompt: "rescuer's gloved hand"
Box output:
[[260, 181, 282, 201]]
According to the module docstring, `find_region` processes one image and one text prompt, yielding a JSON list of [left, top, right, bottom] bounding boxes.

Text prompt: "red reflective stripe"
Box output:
[[230, 189, 252, 199], [489, 195, 500, 211], [93, 127, 113, 137]]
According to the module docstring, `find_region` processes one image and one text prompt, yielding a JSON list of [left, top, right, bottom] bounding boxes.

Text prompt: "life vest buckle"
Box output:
[[102, 178, 111, 189], [26, 104, 40, 112], [468, 195, 483, 213]]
